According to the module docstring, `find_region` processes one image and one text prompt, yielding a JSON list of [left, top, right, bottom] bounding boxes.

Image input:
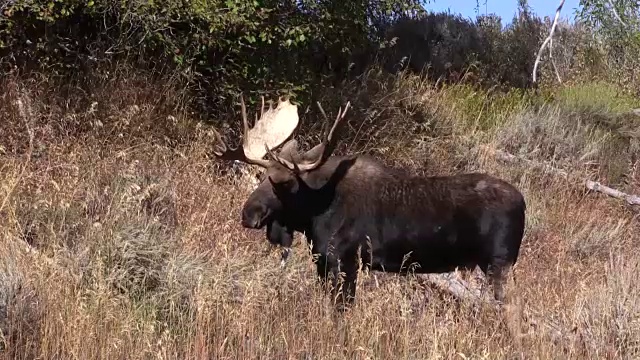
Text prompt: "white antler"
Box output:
[[266, 100, 351, 172], [213, 95, 299, 168], [244, 96, 299, 161]]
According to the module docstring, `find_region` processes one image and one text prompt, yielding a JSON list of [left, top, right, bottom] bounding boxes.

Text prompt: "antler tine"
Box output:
[[210, 127, 246, 162], [260, 96, 265, 118], [240, 95, 250, 138], [264, 143, 298, 171], [291, 100, 351, 173], [209, 95, 273, 168], [211, 127, 228, 156], [326, 101, 350, 143], [316, 101, 330, 140], [316, 101, 329, 121], [215, 94, 300, 168], [342, 102, 352, 122]]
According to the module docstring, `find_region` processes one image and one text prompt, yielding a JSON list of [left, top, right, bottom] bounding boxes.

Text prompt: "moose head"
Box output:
[[212, 95, 351, 231]]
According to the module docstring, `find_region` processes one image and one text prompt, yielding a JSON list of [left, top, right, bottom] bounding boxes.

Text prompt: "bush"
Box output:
[[0, 0, 424, 114], [377, 2, 548, 89]]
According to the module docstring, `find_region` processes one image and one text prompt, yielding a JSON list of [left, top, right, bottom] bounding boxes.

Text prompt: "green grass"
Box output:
[[555, 80, 640, 114], [433, 84, 544, 131]]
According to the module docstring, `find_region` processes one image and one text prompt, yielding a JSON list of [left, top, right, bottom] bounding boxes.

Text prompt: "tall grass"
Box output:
[[1, 69, 639, 359]]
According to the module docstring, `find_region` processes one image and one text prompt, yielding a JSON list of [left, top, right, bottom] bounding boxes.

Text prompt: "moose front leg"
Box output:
[[266, 220, 294, 268], [321, 251, 358, 313], [313, 241, 359, 312], [333, 257, 358, 313], [315, 254, 331, 291], [280, 247, 292, 267]]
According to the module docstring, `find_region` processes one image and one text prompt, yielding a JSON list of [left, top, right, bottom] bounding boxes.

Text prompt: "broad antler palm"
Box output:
[[212, 95, 300, 168], [265, 101, 351, 172]]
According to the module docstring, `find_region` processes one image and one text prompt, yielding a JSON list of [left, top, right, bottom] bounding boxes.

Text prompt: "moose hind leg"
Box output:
[[330, 256, 358, 313], [315, 254, 331, 292], [485, 213, 522, 304], [487, 262, 513, 303]]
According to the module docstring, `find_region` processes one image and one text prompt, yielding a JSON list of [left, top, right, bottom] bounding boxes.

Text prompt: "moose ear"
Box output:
[[301, 143, 324, 162], [268, 175, 297, 193], [278, 139, 300, 161], [267, 166, 298, 193]]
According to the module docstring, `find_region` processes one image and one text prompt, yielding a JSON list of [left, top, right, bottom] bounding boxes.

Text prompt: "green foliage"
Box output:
[[437, 83, 543, 130], [555, 80, 640, 113], [485, 0, 545, 88], [576, 0, 640, 63], [379, 1, 545, 90], [578, 0, 640, 39], [3, 0, 640, 126], [0, 0, 424, 113], [573, 0, 640, 92]]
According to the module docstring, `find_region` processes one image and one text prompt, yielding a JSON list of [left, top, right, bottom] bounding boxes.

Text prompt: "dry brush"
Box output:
[[0, 71, 639, 359]]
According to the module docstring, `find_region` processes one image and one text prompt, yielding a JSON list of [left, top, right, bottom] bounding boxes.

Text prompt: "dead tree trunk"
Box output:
[[417, 272, 597, 351], [585, 180, 640, 205]]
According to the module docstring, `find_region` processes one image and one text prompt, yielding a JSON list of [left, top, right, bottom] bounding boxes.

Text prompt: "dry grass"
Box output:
[[1, 70, 639, 360]]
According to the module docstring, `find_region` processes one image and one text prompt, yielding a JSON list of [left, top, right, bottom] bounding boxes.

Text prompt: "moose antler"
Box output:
[[266, 100, 351, 172], [213, 95, 299, 168]]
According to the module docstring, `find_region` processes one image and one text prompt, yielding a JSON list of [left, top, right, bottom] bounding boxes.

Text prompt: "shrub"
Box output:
[[0, 0, 424, 114]]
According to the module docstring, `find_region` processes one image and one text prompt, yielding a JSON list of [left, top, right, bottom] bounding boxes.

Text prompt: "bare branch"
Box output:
[[533, 0, 565, 83], [586, 180, 640, 205], [549, 37, 562, 83], [482, 145, 569, 178], [607, 0, 627, 27], [483, 146, 640, 207]]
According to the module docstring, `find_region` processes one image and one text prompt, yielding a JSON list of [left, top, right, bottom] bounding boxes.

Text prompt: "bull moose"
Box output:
[[213, 96, 526, 311]]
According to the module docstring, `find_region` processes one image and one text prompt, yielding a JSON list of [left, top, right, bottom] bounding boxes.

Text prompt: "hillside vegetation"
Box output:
[[1, 0, 640, 358]]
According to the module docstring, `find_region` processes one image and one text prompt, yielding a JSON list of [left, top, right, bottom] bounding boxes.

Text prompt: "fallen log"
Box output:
[[484, 146, 568, 178], [585, 180, 640, 206], [417, 272, 597, 351], [419, 272, 490, 305], [483, 146, 640, 207]]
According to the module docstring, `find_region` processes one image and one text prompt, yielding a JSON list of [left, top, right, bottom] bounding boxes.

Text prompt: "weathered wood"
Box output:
[[533, 0, 566, 83], [482, 146, 568, 178], [419, 272, 490, 304], [586, 180, 640, 205], [484, 146, 640, 206], [419, 272, 597, 350]]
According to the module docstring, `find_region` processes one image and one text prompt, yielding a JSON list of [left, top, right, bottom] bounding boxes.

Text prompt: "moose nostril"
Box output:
[[240, 213, 262, 229], [240, 215, 253, 228]]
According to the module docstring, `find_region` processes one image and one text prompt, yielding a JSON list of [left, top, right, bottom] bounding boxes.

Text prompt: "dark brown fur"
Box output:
[[242, 150, 526, 311]]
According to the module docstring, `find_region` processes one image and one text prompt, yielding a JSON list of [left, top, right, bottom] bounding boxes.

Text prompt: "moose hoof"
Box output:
[[280, 247, 292, 268]]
